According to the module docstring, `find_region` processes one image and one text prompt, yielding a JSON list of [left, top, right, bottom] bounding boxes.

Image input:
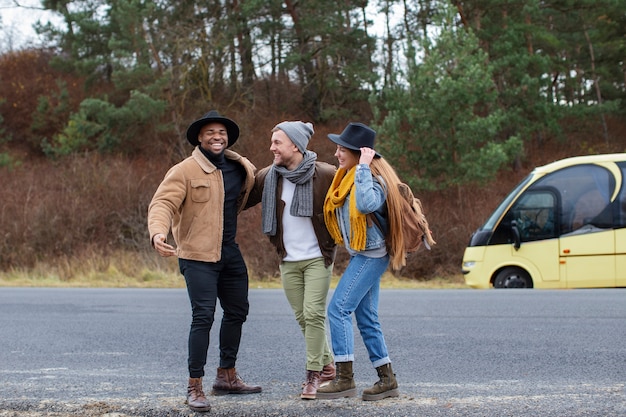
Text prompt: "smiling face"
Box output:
[[334, 145, 359, 170], [269, 129, 302, 170], [198, 122, 228, 155]]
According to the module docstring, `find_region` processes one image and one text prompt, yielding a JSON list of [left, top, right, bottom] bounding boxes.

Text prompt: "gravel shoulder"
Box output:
[[2, 382, 625, 417]]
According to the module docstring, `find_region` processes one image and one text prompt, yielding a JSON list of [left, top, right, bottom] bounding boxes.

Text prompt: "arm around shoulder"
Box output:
[[315, 161, 337, 183], [245, 164, 271, 209]]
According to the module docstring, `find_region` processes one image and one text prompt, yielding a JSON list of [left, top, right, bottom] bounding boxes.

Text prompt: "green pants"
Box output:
[[280, 257, 334, 371]]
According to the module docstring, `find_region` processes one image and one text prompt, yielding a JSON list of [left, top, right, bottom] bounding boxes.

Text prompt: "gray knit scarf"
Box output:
[[262, 151, 317, 236]]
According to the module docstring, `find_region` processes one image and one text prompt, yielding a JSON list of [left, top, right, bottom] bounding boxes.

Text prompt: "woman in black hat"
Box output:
[[148, 110, 261, 412], [317, 122, 406, 401]]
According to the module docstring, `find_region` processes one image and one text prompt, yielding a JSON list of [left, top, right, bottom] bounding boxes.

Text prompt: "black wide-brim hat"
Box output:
[[186, 110, 240, 148], [327, 122, 381, 158]]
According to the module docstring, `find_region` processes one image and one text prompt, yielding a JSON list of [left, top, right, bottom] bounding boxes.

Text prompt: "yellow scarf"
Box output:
[[323, 167, 367, 251]]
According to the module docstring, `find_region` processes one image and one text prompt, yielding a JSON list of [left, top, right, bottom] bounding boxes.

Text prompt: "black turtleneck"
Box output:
[[199, 147, 245, 245]]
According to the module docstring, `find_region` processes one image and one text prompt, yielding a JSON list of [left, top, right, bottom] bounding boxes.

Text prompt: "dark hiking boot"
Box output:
[[361, 363, 399, 401], [315, 362, 357, 399]]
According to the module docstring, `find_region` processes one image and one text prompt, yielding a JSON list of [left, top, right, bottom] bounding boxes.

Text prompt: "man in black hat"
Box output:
[[148, 110, 261, 413]]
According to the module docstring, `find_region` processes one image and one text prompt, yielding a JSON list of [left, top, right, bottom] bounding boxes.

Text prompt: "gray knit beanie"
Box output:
[[274, 121, 314, 154]]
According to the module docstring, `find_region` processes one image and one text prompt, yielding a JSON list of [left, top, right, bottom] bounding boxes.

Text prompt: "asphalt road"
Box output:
[[0, 287, 624, 417]]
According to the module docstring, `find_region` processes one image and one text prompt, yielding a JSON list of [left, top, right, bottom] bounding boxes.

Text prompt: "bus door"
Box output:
[[557, 166, 617, 288], [559, 229, 615, 287], [508, 190, 561, 283], [615, 226, 626, 286]]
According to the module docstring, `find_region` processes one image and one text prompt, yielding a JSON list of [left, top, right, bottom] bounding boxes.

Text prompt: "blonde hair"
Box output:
[[369, 157, 408, 271]]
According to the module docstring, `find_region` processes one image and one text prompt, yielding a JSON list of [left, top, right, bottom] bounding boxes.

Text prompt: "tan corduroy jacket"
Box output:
[[148, 146, 255, 262]]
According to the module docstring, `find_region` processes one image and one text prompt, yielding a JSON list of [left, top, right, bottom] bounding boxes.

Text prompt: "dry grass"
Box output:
[[0, 249, 467, 289], [0, 249, 181, 288]]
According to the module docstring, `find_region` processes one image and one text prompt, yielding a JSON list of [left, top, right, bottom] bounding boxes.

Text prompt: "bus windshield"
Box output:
[[480, 174, 534, 231]]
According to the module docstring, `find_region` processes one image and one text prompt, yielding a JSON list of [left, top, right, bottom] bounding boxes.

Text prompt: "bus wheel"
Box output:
[[493, 267, 533, 288]]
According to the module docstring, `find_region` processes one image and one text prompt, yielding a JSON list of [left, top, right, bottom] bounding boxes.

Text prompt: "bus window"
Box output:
[[511, 191, 557, 242], [489, 189, 557, 245], [530, 164, 615, 236], [570, 189, 608, 231]]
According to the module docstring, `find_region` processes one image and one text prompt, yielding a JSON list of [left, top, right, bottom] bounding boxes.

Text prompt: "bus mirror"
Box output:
[[511, 220, 521, 250]]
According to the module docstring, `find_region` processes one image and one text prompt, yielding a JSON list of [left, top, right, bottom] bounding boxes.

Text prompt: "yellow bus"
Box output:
[[462, 153, 626, 289]]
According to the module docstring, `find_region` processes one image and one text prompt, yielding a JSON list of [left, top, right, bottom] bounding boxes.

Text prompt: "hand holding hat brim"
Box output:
[[327, 122, 381, 158]]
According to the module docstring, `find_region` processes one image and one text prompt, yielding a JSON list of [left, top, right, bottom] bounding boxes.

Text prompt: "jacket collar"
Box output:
[[192, 146, 241, 173]]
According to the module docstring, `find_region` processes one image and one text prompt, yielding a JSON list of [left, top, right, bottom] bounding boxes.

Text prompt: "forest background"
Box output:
[[1, 0, 625, 287]]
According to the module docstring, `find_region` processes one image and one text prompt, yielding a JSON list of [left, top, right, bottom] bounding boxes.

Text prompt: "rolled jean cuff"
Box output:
[[372, 357, 391, 368], [334, 354, 354, 363]]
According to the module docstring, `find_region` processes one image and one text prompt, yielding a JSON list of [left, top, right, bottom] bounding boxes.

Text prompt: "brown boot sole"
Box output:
[[300, 392, 316, 400], [185, 400, 211, 412], [362, 388, 400, 401], [315, 387, 357, 399], [211, 388, 262, 396]]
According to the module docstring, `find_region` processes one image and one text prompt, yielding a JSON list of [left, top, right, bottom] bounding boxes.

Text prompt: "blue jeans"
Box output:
[[179, 243, 249, 378], [327, 254, 391, 368]]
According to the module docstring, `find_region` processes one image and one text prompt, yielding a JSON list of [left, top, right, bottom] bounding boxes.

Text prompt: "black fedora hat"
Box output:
[[327, 122, 381, 158], [186, 110, 240, 147]]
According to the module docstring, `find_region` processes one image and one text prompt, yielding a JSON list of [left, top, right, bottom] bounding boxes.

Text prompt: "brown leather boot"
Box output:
[[320, 362, 336, 383], [186, 377, 211, 412], [301, 370, 321, 400], [315, 362, 356, 399], [362, 363, 399, 401], [211, 367, 262, 395]]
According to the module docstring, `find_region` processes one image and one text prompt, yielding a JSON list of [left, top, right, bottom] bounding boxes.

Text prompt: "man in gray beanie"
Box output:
[[246, 121, 337, 399], [274, 121, 313, 154]]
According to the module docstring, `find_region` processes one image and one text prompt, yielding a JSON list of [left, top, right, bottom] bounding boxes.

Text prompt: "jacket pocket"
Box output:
[[190, 179, 211, 202]]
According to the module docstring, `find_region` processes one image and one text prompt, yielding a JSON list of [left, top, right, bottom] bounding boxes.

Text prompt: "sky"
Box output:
[[0, 1, 395, 53], [0, 0, 59, 51]]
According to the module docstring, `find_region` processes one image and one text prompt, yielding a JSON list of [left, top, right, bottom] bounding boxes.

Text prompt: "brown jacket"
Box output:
[[247, 161, 337, 267], [148, 147, 255, 262]]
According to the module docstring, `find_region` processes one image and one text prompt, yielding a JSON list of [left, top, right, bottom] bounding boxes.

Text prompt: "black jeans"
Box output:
[[179, 243, 250, 378]]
